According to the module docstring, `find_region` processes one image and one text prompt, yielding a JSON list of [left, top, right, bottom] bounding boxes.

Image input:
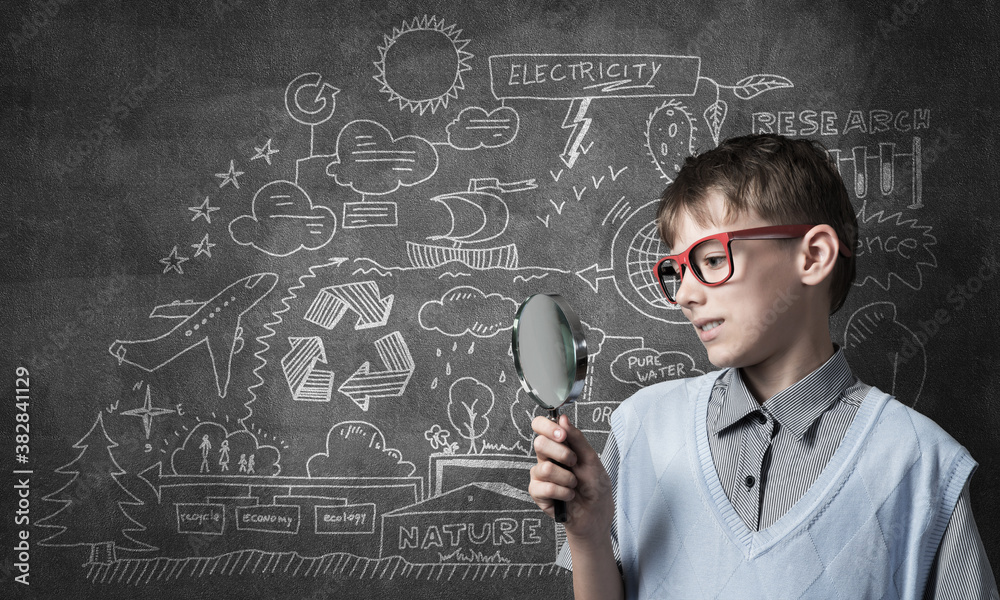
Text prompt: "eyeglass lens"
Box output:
[[657, 238, 731, 301]]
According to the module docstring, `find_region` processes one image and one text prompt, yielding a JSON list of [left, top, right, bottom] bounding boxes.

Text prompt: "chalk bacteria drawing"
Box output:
[[159, 245, 189, 275], [373, 15, 473, 115], [281, 336, 336, 403], [489, 53, 791, 171], [419, 286, 519, 338], [446, 106, 520, 150], [229, 180, 337, 257], [304, 280, 394, 330], [338, 331, 415, 411], [109, 273, 279, 398], [842, 301, 926, 408], [853, 206, 936, 291], [121, 384, 176, 439], [37, 413, 156, 564]]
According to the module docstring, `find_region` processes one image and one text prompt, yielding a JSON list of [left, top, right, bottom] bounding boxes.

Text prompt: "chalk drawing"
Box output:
[[374, 15, 473, 115], [338, 331, 415, 411], [121, 384, 176, 439], [281, 336, 335, 403], [610, 348, 704, 387], [843, 301, 926, 407], [419, 286, 518, 338], [307, 421, 416, 478], [446, 105, 520, 150], [229, 180, 337, 257], [853, 206, 936, 291], [250, 138, 280, 165], [327, 120, 439, 195], [284, 72, 339, 158], [109, 273, 279, 398], [159, 245, 189, 275], [303, 280, 394, 330], [446, 377, 495, 454], [191, 233, 216, 258], [188, 196, 221, 223], [215, 159, 244, 189]]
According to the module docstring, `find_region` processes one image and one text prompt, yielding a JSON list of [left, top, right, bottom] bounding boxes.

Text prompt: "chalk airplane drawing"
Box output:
[[121, 385, 176, 439], [109, 273, 279, 398]]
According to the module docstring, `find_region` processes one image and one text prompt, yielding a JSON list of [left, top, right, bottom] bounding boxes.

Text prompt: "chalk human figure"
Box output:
[[198, 434, 212, 474]]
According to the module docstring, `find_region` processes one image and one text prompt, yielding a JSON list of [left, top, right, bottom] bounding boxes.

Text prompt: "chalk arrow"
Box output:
[[282, 337, 335, 402], [304, 281, 394, 330], [285, 72, 339, 126], [338, 331, 414, 411], [559, 98, 594, 169], [575, 263, 615, 293]]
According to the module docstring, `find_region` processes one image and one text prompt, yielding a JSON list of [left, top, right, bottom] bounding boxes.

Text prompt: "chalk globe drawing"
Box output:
[[612, 200, 688, 324], [374, 15, 473, 115]]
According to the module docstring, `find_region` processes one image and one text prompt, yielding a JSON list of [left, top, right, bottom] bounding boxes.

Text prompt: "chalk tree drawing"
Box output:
[[229, 180, 337, 257], [303, 280, 394, 330], [446, 106, 520, 150], [853, 206, 937, 291], [373, 15, 473, 115], [37, 413, 156, 563], [281, 336, 336, 403], [407, 177, 535, 270], [447, 377, 495, 454], [842, 301, 926, 408], [419, 286, 519, 338], [120, 384, 176, 439], [109, 273, 279, 398], [338, 331, 415, 411]]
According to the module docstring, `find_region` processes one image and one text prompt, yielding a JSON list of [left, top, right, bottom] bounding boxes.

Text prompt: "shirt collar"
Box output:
[[711, 345, 856, 440]]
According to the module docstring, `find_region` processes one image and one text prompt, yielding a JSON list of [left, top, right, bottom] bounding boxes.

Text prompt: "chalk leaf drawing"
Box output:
[[171, 421, 281, 476], [37, 413, 156, 562], [729, 74, 794, 100], [446, 106, 520, 149], [446, 377, 495, 454], [418, 286, 518, 338], [373, 15, 473, 115], [307, 421, 416, 478], [326, 120, 439, 195], [338, 331, 415, 411], [853, 207, 936, 291], [702, 99, 728, 145], [229, 180, 337, 257], [843, 301, 926, 408], [109, 273, 278, 398], [282, 336, 335, 402]]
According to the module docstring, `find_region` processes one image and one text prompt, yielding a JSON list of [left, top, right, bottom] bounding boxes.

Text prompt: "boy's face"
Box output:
[[668, 191, 806, 369]]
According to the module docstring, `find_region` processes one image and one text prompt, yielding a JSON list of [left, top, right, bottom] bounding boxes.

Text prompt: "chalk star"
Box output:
[[191, 233, 216, 258], [215, 159, 244, 189], [121, 386, 175, 439], [251, 138, 279, 165], [188, 196, 221, 223], [159, 245, 189, 274]]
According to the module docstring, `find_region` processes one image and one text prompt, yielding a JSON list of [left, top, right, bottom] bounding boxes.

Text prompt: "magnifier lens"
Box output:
[[516, 295, 577, 410]]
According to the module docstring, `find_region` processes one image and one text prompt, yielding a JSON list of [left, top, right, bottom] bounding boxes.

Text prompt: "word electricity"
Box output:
[[506, 59, 664, 87]]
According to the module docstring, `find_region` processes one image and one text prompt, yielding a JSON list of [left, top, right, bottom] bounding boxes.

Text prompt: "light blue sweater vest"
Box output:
[[611, 370, 975, 600]]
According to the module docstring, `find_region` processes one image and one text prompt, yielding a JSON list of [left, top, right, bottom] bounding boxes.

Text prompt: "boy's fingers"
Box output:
[[533, 434, 577, 467], [531, 415, 567, 442], [530, 460, 577, 488]]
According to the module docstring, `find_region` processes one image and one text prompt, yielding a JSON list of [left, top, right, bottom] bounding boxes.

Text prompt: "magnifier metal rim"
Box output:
[[511, 293, 589, 409]]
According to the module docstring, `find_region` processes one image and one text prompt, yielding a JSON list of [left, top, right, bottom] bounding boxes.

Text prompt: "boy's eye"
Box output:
[[703, 255, 727, 269]]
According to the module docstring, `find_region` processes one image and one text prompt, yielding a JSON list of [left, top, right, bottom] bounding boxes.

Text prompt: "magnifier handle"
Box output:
[[547, 409, 570, 523]]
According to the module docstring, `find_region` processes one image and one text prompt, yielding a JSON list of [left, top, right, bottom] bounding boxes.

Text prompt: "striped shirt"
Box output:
[[568, 347, 998, 599]]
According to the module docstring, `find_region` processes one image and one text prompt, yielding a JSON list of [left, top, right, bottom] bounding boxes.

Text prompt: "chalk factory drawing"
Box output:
[[30, 10, 944, 592]]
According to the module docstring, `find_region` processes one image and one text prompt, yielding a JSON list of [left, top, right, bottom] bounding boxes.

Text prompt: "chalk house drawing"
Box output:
[[109, 273, 279, 398]]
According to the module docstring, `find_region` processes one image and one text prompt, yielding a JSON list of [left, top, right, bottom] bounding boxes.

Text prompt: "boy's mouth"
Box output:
[[694, 319, 724, 332]]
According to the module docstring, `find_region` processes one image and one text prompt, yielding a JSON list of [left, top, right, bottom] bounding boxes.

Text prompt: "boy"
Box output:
[[528, 134, 997, 599]]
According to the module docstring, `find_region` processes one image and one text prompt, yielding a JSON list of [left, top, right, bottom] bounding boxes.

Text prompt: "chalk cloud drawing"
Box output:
[[172, 421, 281, 476], [326, 119, 439, 196], [446, 106, 520, 149], [109, 273, 278, 398], [229, 180, 337, 257], [373, 15, 473, 115], [37, 413, 156, 564], [418, 286, 518, 338], [852, 206, 936, 291], [307, 421, 416, 478], [303, 280, 394, 330], [611, 348, 704, 387], [120, 384, 176, 439], [446, 377, 495, 454], [407, 177, 535, 270], [281, 336, 336, 403], [338, 331, 415, 411], [842, 301, 926, 407]]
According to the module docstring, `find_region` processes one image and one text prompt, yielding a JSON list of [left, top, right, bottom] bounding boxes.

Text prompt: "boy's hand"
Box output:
[[528, 414, 614, 542]]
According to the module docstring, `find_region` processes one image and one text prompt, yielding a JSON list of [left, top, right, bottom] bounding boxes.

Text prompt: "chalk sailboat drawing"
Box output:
[[408, 178, 536, 269]]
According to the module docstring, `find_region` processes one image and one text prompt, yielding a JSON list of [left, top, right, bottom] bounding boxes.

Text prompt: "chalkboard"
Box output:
[[2, 0, 997, 597]]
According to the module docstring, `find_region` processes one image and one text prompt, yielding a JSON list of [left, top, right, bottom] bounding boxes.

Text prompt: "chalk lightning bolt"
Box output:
[[560, 98, 593, 169]]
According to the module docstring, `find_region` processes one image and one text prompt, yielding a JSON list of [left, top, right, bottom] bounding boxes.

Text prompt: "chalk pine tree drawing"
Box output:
[[36, 413, 154, 564], [447, 377, 495, 454]]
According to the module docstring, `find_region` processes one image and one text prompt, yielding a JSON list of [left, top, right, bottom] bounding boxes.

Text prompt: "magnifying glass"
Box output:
[[512, 293, 588, 522]]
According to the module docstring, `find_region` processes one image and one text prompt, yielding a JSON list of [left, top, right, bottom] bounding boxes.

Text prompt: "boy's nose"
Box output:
[[673, 270, 704, 307]]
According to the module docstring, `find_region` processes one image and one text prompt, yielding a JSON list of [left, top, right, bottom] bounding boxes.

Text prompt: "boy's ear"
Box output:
[[798, 224, 840, 286]]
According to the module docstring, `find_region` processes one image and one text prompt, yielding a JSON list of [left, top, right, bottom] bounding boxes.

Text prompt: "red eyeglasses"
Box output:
[[653, 224, 853, 304]]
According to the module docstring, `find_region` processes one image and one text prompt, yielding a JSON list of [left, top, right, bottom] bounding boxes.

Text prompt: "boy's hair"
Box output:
[[656, 133, 858, 314]]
